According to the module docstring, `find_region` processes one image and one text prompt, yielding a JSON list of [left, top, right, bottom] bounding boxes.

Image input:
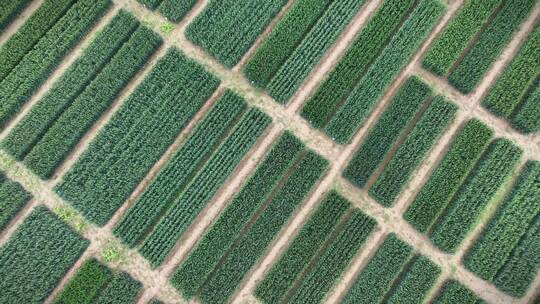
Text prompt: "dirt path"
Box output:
[[0, 5, 122, 143], [286, 0, 383, 114], [0, 0, 44, 45]]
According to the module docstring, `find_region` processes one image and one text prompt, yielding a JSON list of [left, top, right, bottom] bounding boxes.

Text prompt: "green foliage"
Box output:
[[405, 119, 493, 232], [93, 272, 142, 304], [301, 0, 416, 128], [0, 175, 31, 232], [267, 0, 366, 103], [370, 96, 457, 206], [465, 161, 540, 280], [0, 206, 89, 303], [186, 0, 288, 68], [433, 280, 482, 304], [114, 90, 246, 248], [0, 0, 31, 31], [0, 0, 110, 129], [159, 21, 174, 34], [343, 76, 431, 188], [137, 0, 162, 10], [243, 0, 330, 88], [431, 139, 523, 253], [171, 132, 305, 298], [482, 25, 540, 118], [140, 108, 271, 267], [512, 80, 540, 133], [290, 209, 376, 304], [198, 152, 329, 304], [255, 191, 349, 303], [2, 10, 139, 161], [422, 0, 502, 76], [53, 258, 113, 304], [325, 0, 445, 144], [343, 234, 413, 304], [158, 0, 197, 22], [55, 49, 220, 225], [494, 215, 540, 297], [0, 0, 75, 81], [387, 256, 441, 304], [448, 0, 536, 93], [23, 25, 161, 179]]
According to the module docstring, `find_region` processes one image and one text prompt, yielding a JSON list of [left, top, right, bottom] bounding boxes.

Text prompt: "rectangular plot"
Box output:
[[255, 191, 349, 304], [198, 152, 328, 304], [0, 175, 32, 232], [186, 0, 289, 68], [2, 10, 139, 161], [171, 132, 305, 299], [114, 90, 246, 248], [511, 80, 540, 133], [0, 0, 110, 128], [158, 0, 197, 22], [0, 0, 32, 31], [55, 49, 220, 226], [431, 138, 523, 253], [289, 209, 376, 304], [343, 234, 413, 304], [464, 161, 540, 281], [23, 25, 162, 179], [325, 0, 445, 144], [300, 0, 416, 128], [369, 96, 457, 206], [93, 272, 142, 304], [139, 108, 271, 267], [0, 205, 89, 303], [267, 0, 367, 104], [433, 280, 483, 304], [343, 76, 431, 188], [404, 119, 493, 233]]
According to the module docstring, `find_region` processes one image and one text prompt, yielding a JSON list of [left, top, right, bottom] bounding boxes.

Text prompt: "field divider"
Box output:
[[232, 0, 296, 72], [0, 4, 122, 143], [48, 44, 168, 185], [286, 0, 384, 114], [0, 150, 188, 304], [158, 125, 282, 278], [0, 0, 45, 45]]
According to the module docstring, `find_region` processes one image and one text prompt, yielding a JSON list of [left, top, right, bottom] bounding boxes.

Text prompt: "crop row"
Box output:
[[0, 206, 89, 303], [512, 81, 540, 133], [267, 0, 366, 104], [255, 190, 350, 304], [482, 24, 540, 119], [53, 258, 113, 304], [0, 0, 76, 82], [464, 161, 539, 281], [343, 76, 431, 188], [289, 208, 376, 304], [493, 215, 540, 297], [197, 152, 328, 304], [23, 22, 161, 179], [139, 108, 271, 267], [433, 280, 482, 304], [300, 0, 416, 128], [2, 10, 139, 161], [370, 96, 457, 206], [0, 175, 31, 232], [114, 90, 246, 248], [0, 0, 31, 31], [0, 0, 110, 129], [404, 119, 493, 233], [137, 0, 196, 23], [325, 0, 445, 144], [422, 0, 502, 76], [448, 0, 537, 93], [243, 0, 330, 88], [186, 0, 288, 68], [55, 49, 220, 225], [430, 139, 523, 253], [92, 272, 142, 303], [171, 132, 306, 298]]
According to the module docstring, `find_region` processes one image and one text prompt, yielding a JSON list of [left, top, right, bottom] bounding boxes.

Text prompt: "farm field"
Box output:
[[0, 0, 538, 303]]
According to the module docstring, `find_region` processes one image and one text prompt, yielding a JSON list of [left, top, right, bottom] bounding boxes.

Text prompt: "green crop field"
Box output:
[[0, 0, 538, 303]]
